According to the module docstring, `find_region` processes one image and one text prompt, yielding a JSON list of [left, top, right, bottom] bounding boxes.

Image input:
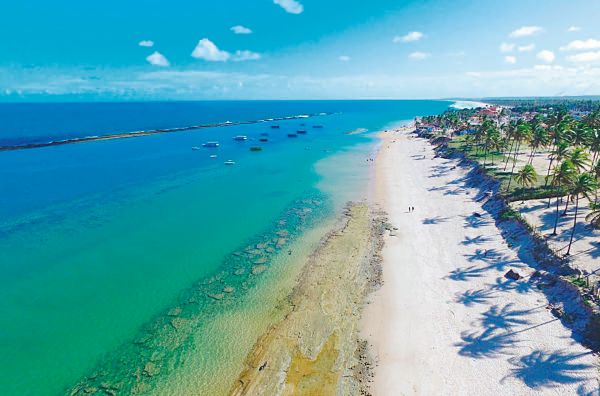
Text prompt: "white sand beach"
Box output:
[[363, 130, 599, 395]]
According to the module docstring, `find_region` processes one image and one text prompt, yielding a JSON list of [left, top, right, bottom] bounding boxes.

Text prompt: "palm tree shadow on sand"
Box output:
[[447, 266, 486, 281], [481, 304, 531, 330], [461, 235, 493, 246], [464, 215, 492, 229], [455, 328, 517, 359], [422, 216, 450, 225], [454, 288, 495, 306], [503, 350, 595, 390]]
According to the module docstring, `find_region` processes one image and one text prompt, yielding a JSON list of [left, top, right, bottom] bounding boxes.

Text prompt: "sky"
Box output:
[[2, 0, 600, 101]]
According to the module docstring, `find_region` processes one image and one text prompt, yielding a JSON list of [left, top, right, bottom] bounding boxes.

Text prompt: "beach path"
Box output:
[[364, 130, 599, 395]]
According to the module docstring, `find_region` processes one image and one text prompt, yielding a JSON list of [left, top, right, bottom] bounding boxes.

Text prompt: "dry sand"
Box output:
[[363, 130, 599, 395], [514, 198, 599, 275]]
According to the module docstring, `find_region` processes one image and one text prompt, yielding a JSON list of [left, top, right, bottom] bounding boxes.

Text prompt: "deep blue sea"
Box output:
[[0, 100, 450, 395]]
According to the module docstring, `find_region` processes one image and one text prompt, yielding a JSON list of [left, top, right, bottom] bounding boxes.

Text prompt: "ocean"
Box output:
[[0, 100, 450, 395]]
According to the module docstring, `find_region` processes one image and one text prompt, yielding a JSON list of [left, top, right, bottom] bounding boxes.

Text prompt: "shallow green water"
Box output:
[[0, 100, 450, 395]]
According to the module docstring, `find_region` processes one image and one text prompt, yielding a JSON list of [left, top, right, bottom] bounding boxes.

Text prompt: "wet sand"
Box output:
[[230, 203, 385, 395]]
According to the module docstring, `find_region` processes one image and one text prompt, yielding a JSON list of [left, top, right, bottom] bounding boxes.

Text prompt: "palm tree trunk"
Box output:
[[483, 147, 488, 167], [566, 195, 580, 255], [506, 142, 521, 192], [547, 185, 555, 209], [552, 194, 561, 236], [544, 157, 555, 188], [504, 138, 515, 171], [562, 195, 571, 216], [528, 148, 536, 164]]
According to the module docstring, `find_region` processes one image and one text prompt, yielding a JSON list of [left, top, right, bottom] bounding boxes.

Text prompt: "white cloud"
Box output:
[[191, 39, 231, 62], [536, 50, 555, 63], [231, 25, 252, 34], [560, 39, 600, 51], [232, 50, 261, 61], [339, 55, 351, 61], [190, 39, 260, 62], [567, 26, 581, 32], [504, 55, 517, 64], [139, 40, 154, 48], [509, 26, 543, 38], [408, 52, 430, 60], [518, 44, 535, 52], [7, 63, 600, 100], [499, 42, 515, 53], [567, 51, 600, 63], [393, 31, 424, 43], [273, 0, 303, 14], [146, 51, 169, 67]]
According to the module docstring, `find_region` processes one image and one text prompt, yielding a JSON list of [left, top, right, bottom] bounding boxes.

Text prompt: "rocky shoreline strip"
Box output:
[[0, 113, 330, 152], [230, 203, 386, 395]]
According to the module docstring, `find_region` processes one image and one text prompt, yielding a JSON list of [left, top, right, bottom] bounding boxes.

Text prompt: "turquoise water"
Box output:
[[0, 100, 450, 395]]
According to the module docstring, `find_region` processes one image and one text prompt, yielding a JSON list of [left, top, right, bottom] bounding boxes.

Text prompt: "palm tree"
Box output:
[[586, 202, 600, 229], [593, 159, 600, 204], [481, 122, 500, 167], [571, 123, 592, 147], [544, 142, 570, 187], [565, 173, 599, 255], [515, 164, 538, 188], [569, 147, 591, 172], [551, 160, 577, 236], [515, 164, 538, 203], [502, 121, 518, 171], [506, 122, 532, 192], [528, 126, 550, 164]]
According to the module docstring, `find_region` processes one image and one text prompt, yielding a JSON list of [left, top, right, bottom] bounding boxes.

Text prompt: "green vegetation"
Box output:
[[420, 100, 600, 257], [567, 275, 588, 289], [586, 202, 600, 229]]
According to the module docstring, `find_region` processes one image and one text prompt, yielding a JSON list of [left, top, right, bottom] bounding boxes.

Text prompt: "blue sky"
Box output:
[[2, 0, 600, 100]]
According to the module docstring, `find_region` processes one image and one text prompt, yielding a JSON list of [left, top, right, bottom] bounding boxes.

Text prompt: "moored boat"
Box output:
[[297, 130, 307, 134], [233, 135, 248, 141], [270, 125, 280, 129], [259, 137, 268, 142], [202, 141, 220, 148], [224, 160, 236, 165], [250, 146, 262, 152], [312, 125, 324, 129], [287, 133, 297, 138]]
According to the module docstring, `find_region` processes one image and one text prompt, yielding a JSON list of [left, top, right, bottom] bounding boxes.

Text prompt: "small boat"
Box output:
[[210, 154, 218, 159], [233, 135, 248, 141], [191, 146, 202, 151], [224, 160, 236, 165], [271, 125, 280, 129], [297, 130, 307, 134], [250, 146, 263, 152], [202, 141, 220, 148], [287, 133, 297, 138], [312, 125, 324, 129], [259, 137, 268, 142]]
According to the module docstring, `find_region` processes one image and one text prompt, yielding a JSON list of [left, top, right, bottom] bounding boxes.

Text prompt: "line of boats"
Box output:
[[191, 124, 324, 165]]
